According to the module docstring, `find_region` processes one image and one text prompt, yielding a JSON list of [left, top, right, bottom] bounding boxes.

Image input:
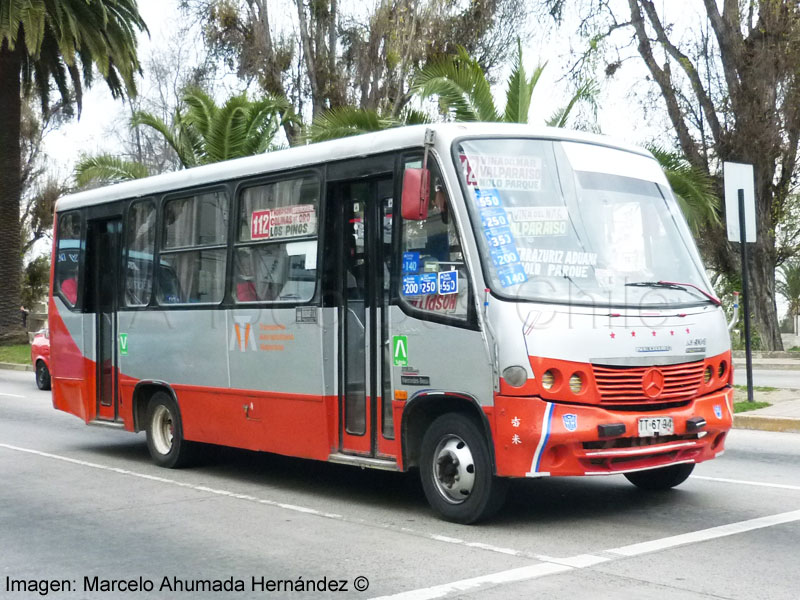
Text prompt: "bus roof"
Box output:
[[56, 123, 654, 212]]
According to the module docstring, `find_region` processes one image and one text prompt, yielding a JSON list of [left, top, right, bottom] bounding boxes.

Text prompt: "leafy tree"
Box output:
[[543, 0, 800, 349], [0, 0, 147, 343], [21, 255, 50, 311], [76, 88, 296, 186], [186, 0, 529, 142]]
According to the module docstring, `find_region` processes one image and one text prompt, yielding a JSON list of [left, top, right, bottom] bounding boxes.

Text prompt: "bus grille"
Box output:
[[591, 361, 705, 404]]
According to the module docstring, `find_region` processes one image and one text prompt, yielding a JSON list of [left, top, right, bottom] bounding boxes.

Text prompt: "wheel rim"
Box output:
[[151, 405, 175, 455], [36, 364, 45, 386], [431, 434, 476, 504]]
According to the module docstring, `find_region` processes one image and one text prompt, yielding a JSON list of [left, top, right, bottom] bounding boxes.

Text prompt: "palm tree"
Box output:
[[76, 88, 296, 186], [411, 41, 598, 127], [0, 0, 147, 341], [647, 146, 720, 234]]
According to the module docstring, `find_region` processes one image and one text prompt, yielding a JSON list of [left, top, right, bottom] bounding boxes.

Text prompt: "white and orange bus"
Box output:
[[49, 124, 733, 522]]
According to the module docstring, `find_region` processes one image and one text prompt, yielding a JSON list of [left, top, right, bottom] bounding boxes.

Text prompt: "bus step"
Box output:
[[87, 419, 126, 430], [328, 453, 399, 471]]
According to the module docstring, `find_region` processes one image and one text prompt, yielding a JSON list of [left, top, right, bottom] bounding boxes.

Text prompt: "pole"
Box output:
[[738, 188, 754, 403]]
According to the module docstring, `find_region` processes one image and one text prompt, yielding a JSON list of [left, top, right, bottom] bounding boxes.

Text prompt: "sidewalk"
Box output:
[[732, 387, 800, 433]]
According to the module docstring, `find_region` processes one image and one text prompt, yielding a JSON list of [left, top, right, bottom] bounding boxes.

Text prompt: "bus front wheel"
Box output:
[[145, 392, 195, 468], [624, 463, 695, 490], [420, 413, 507, 524]]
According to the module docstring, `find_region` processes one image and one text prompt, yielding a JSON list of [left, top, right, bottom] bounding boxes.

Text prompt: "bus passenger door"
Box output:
[[86, 217, 122, 422], [333, 177, 395, 457]]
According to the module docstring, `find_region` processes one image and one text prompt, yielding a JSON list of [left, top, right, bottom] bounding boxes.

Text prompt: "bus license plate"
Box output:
[[638, 417, 674, 437]]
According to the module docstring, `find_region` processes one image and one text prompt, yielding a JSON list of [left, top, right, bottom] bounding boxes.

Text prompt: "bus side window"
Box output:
[[400, 161, 469, 321], [159, 191, 228, 304], [55, 212, 82, 308], [233, 175, 319, 303], [124, 200, 155, 306]]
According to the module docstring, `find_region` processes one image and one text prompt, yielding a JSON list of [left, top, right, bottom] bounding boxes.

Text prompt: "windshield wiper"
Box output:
[[624, 280, 721, 306]]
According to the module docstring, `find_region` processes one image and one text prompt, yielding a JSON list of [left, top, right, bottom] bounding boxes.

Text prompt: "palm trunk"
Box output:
[[0, 40, 25, 343]]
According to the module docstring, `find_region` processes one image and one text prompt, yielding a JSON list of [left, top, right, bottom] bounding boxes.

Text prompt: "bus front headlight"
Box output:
[[502, 366, 528, 388]]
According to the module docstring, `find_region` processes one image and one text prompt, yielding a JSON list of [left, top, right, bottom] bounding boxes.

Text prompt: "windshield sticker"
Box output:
[[484, 225, 515, 249], [490, 245, 521, 267], [251, 204, 317, 240], [517, 248, 598, 278], [460, 154, 542, 191], [437, 270, 458, 295], [403, 273, 438, 296], [402, 251, 420, 274], [473, 188, 502, 208], [497, 263, 528, 287], [480, 207, 511, 229], [506, 206, 568, 237]]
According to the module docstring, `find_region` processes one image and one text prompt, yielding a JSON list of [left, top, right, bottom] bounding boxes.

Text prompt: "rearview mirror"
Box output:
[[401, 168, 430, 221]]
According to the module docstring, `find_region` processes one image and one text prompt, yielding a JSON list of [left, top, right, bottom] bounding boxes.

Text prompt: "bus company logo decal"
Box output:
[[230, 317, 257, 352], [714, 404, 723, 419], [642, 368, 665, 398], [562, 414, 577, 432]]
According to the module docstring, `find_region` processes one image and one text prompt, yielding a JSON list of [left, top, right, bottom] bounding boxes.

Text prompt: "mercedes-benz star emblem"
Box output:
[[642, 367, 665, 398]]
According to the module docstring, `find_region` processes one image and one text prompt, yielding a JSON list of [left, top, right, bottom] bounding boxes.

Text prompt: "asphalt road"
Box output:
[[739, 369, 800, 389], [2, 368, 800, 599]]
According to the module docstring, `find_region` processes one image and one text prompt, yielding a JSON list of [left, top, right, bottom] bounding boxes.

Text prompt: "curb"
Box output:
[[732, 361, 800, 371], [733, 414, 800, 434], [0, 362, 33, 372]]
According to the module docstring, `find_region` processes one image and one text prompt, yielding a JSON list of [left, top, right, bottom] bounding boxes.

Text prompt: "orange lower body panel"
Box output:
[[493, 387, 733, 478]]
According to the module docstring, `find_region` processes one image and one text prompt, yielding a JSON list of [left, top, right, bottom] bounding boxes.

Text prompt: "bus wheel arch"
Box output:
[[133, 383, 196, 468], [402, 394, 507, 523]]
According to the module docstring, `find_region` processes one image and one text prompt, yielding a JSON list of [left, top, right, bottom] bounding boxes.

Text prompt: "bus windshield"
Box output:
[[455, 138, 712, 308]]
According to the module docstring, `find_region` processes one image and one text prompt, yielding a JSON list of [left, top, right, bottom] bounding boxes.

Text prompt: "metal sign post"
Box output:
[[737, 189, 754, 402], [724, 162, 756, 403]]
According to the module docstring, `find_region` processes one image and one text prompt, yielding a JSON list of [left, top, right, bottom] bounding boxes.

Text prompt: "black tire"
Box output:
[[35, 361, 51, 390], [420, 413, 508, 524], [145, 392, 195, 468], [624, 463, 695, 491]]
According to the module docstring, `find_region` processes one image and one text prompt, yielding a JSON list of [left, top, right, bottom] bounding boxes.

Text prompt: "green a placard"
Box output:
[[119, 333, 128, 356], [393, 335, 408, 366]]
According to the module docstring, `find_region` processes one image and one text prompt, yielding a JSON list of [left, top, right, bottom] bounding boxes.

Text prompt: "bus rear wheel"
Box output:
[[145, 392, 195, 468], [624, 463, 695, 490], [420, 413, 507, 524]]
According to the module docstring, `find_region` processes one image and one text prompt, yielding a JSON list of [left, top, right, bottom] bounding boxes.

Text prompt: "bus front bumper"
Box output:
[[492, 386, 733, 478]]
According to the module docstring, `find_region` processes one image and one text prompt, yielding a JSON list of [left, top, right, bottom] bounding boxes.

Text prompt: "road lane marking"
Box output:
[[0, 442, 539, 561], [6, 440, 800, 600], [692, 475, 800, 491], [370, 509, 800, 599], [0, 392, 25, 398], [0, 443, 344, 519], [606, 508, 800, 557]]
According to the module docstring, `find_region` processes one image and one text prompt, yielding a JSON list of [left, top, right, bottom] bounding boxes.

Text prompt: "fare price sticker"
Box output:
[[437, 271, 458, 295], [403, 273, 438, 296]]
